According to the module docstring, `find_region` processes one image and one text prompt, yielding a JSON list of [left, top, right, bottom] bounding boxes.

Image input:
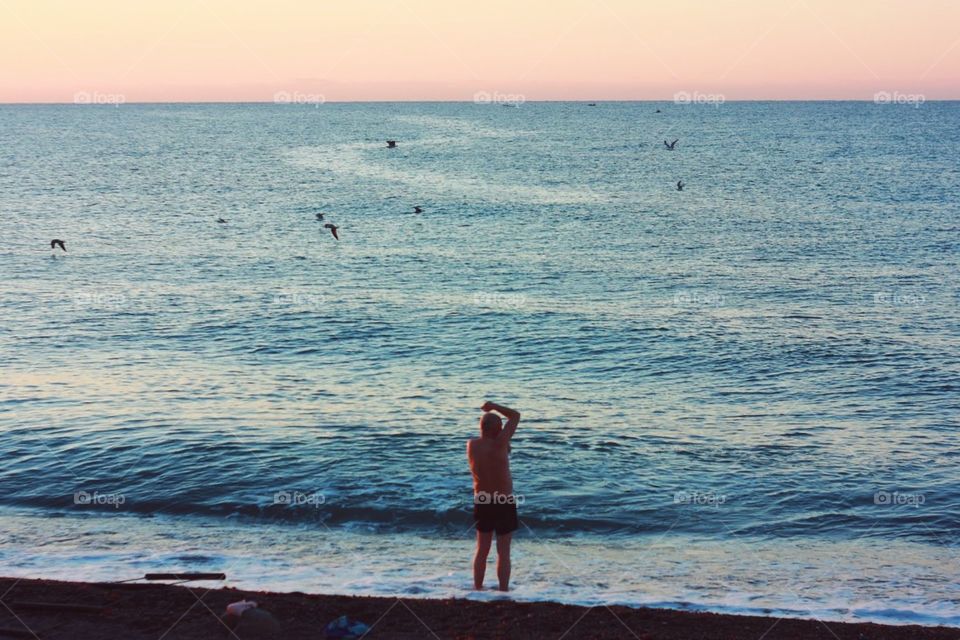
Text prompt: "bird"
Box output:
[[413, 206, 423, 214], [315, 212, 324, 220], [50, 239, 66, 252], [324, 223, 339, 240], [217, 218, 228, 223], [655, 109, 662, 113], [386, 140, 397, 148], [587, 103, 597, 107], [664, 139, 678, 150], [677, 180, 684, 191]]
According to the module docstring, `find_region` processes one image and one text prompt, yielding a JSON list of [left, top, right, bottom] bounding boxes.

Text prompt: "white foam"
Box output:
[[2, 508, 958, 628]]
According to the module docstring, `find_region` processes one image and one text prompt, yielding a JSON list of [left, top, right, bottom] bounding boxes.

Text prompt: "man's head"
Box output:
[[480, 411, 502, 438]]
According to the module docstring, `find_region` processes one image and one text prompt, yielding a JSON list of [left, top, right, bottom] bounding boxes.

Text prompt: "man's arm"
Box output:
[[482, 401, 521, 444]]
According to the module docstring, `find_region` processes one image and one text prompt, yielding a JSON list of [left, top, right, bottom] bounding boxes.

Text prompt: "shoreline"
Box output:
[[2, 577, 958, 639]]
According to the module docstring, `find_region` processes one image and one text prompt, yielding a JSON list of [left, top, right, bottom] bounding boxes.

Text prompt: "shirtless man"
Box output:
[[467, 401, 521, 591]]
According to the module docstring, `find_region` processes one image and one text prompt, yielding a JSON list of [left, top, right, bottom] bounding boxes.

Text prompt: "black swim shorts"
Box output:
[[473, 502, 519, 534]]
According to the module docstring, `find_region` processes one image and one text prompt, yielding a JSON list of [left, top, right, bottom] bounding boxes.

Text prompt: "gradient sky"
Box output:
[[2, 0, 958, 102]]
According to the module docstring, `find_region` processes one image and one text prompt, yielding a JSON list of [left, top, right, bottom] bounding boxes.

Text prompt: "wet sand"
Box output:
[[1, 577, 957, 640]]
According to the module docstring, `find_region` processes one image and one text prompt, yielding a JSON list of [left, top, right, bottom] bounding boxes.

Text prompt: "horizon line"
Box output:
[[2, 98, 958, 106]]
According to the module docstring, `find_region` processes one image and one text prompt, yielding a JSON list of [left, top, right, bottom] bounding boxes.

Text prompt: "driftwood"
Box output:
[[143, 573, 226, 581]]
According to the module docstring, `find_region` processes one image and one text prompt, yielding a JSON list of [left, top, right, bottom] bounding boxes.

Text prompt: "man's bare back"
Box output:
[[467, 436, 513, 496]]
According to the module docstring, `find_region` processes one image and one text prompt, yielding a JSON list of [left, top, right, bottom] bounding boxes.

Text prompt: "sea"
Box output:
[[1, 101, 958, 627]]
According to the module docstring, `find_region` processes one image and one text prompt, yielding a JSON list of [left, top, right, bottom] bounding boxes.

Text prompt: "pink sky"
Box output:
[[1, 0, 958, 102]]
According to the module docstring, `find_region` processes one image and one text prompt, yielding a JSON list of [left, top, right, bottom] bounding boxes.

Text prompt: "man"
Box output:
[[467, 400, 521, 591]]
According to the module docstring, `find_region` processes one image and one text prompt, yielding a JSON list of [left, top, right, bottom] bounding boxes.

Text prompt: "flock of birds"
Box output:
[[203, 141, 424, 242], [203, 141, 422, 243], [49, 128, 684, 254]]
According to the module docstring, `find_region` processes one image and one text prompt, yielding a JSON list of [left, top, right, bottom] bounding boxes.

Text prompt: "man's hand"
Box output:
[[481, 401, 495, 412]]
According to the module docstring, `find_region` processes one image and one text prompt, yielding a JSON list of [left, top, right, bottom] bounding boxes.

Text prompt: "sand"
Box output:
[[1, 577, 957, 640]]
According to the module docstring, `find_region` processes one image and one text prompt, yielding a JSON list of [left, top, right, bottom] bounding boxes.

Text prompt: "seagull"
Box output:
[[386, 140, 397, 148], [413, 206, 423, 214], [50, 239, 66, 252], [315, 212, 324, 220], [217, 218, 227, 223], [324, 223, 339, 240], [664, 139, 678, 150], [677, 180, 684, 191]]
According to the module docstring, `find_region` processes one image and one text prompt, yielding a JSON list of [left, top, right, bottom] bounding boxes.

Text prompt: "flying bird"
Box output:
[[664, 139, 678, 150], [324, 223, 339, 240], [315, 212, 324, 220], [50, 239, 66, 252], [217, 218, 228, 223], [677, 180, 684, 191], [413, 206, 423, 214], [386, 140, 397, 148]]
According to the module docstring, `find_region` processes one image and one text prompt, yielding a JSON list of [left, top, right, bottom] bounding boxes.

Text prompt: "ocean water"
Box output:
[[1, 102, 959, 627]]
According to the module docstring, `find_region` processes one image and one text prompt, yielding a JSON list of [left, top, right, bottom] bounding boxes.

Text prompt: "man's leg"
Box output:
[[495, 532, 512, 591], [473, 530, 493, 590]]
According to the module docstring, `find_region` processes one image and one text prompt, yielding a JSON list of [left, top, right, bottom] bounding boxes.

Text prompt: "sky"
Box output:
[[1, 0, 958, 102]]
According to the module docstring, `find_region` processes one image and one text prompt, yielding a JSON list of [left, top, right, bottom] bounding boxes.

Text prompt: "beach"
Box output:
[[2, 577, 959, 640], [2, 102, 959, 629], [5, 0, 960, 636]]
